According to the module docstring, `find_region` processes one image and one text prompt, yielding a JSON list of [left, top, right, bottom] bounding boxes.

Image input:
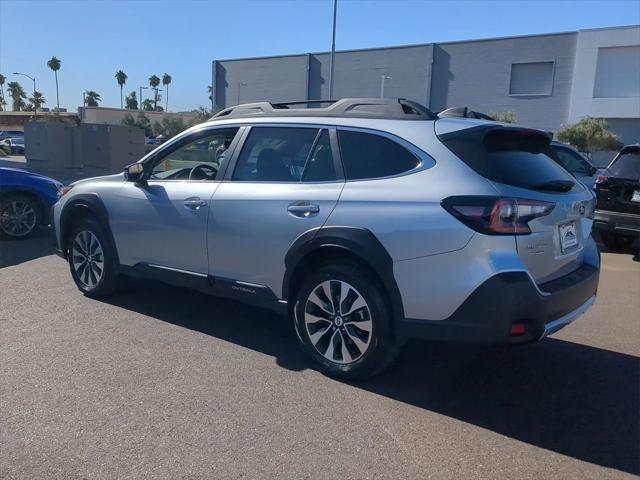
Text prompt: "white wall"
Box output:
[[568, 26, 640, 122]]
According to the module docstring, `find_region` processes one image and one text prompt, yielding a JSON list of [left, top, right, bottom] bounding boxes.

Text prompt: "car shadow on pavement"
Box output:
[[0, 228, 53, 268], [104, 280, 639, 477]]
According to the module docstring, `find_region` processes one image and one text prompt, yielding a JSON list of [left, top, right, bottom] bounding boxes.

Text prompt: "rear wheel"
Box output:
[[0, 193, 40, 239], [293, 262, 398, 379], [67, 217, 121, 298]]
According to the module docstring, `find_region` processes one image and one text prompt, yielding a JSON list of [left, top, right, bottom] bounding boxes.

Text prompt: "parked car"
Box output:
[[593, 144, 640, 251], [0, 137, 25, 155], [549, 141, 599, 189], [0, 130, 24, 141], [51, 98, 600, 378], [0, 167, 63, 239]]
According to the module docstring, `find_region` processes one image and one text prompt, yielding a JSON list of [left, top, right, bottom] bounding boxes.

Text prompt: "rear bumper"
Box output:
[[593, 209, 640, 236], [397, 261, 599, 344]]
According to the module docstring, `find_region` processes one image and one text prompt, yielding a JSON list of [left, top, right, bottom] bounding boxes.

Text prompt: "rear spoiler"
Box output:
[[437, 124, 553, 143], [437, 107, 495, 121]]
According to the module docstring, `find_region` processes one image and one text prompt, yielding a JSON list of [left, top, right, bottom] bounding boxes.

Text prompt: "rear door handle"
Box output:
[[287, 201, 320, 217], [183, 197, 207, 210]]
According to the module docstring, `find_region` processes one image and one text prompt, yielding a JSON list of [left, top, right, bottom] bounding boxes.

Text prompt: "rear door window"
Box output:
[[552, 147, 591, 176], [233, 127, 318, 182], [337, 130, 420, 180], [441, 127, 577, 191]]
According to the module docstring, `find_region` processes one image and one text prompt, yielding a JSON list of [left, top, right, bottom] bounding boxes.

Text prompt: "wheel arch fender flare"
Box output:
[[283, 226, 405, 322], [59, 193, 119, 264]]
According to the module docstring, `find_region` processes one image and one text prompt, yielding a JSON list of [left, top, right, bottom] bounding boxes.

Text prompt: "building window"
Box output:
[[593, 46, 640, 98], [509, 61, 555, 96]]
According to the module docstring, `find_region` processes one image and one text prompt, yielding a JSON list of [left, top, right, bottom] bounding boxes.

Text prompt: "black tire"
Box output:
[[67, 217, 121, 298], [293, 261, 398, 379], [0, 193, 41, 239]]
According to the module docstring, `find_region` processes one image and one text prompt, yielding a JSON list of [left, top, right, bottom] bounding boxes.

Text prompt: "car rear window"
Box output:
[[608, 150, 640, 178], [337, 130, 420, 180], [440, 127, 577, 191]]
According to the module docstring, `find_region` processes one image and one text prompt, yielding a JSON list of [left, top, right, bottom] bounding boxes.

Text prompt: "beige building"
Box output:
[[78, 107, 195, 126]]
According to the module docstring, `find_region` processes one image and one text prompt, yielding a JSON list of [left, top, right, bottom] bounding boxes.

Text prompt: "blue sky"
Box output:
[[1, 0, 638, 112]]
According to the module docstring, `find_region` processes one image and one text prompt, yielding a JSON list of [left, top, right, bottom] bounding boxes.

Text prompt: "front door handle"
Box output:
[[183, 197, 207, 210], [287, 201, 320, 218]]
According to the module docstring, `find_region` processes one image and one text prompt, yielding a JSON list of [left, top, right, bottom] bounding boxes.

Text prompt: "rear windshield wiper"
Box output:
[[529, 180, 575, 192]]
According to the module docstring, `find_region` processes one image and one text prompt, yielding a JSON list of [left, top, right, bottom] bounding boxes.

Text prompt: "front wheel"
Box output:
[[0, 193, 40, 239], [293, 262, 398, 379], [68, 217, 121, 298]]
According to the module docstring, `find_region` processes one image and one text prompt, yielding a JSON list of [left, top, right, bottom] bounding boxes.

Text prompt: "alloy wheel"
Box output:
[[304, 280, 373, 364], [0, 200, 37, 237], [72, 230, 104, 289]]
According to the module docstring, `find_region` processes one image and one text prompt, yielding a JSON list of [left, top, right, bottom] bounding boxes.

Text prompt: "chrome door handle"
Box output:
[[183, 197, 207, 210], [287, 201, 320, 217]]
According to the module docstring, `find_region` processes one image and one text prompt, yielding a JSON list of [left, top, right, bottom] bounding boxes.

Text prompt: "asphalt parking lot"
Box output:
[[1, 231, 638, 479]]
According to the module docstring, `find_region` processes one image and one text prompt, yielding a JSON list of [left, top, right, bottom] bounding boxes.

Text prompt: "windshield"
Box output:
[[608, 150, 640, 178]]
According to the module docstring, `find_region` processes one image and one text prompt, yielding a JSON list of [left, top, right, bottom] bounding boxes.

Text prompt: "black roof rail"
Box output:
[[437, 106, 495, 121], [211, 98, 437, 121]]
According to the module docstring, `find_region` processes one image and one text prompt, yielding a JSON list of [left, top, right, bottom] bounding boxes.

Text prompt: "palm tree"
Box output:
[[162, 73, 172, 111], [0, 74, 6, 112], [115, 70, 128, 109], [29, 91, 46, 110], [7, 81, 26, 111], [47, 56, 61, 110], [141, 98, 154, 111], [125, 91, 138, 110], [84, 90, 101, 107], [149, 75, 160, 110]]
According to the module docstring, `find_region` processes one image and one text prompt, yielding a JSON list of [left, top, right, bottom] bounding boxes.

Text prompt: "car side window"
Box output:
[[302, 130, 337, 182], [554, 148, 590, 175], [149, 128, 239, 181], [337, 130, 420, 180], [232, 127, 319, 182]]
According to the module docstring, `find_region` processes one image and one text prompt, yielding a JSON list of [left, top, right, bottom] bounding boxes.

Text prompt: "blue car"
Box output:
[[0, 167, 63, 239]]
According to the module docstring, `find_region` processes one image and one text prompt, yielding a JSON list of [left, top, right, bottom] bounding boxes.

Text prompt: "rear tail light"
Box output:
[[442, 196, 555, 235], [595, 175, 608, 184]]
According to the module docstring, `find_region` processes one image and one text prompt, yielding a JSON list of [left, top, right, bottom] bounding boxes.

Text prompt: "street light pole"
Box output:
[[328, 0, 337, 100], [237, 82, 247, 105], [13, 72, 37, 118], [380, 75, 392, 98], [139, 86, 148, 111]]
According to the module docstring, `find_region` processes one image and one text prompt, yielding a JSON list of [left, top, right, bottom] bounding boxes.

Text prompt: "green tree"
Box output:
[[84, 90, 101, 107], [0, 73, 6, 112], [556, 117, 623, 159], [489, 111, 517, 123], [141, 98, 154, 111], [115, 70, 128, 109], [122, 112, 153, 136], [46, 56, 61, 110], [28, 91, 46, 110], [149, 74, 160, 110], [7, 81, 26, 111], [125, 91, 138, 110], [162, 73, 172, 111]]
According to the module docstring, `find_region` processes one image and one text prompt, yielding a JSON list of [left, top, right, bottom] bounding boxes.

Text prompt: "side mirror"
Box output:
[[125, 163, 146, 184]]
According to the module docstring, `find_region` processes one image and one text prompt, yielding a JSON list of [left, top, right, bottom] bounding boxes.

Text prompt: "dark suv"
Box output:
[[593, 144, 640, 252]]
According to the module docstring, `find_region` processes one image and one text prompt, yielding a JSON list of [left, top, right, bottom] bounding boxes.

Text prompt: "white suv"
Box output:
[[52, 98, 600, 378]]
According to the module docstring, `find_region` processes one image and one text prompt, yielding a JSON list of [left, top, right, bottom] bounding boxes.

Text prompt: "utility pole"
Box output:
[[328, 0, 337, 100]]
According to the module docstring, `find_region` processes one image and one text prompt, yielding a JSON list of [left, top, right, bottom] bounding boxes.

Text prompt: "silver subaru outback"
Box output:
[[52, 98, 600, 379]]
